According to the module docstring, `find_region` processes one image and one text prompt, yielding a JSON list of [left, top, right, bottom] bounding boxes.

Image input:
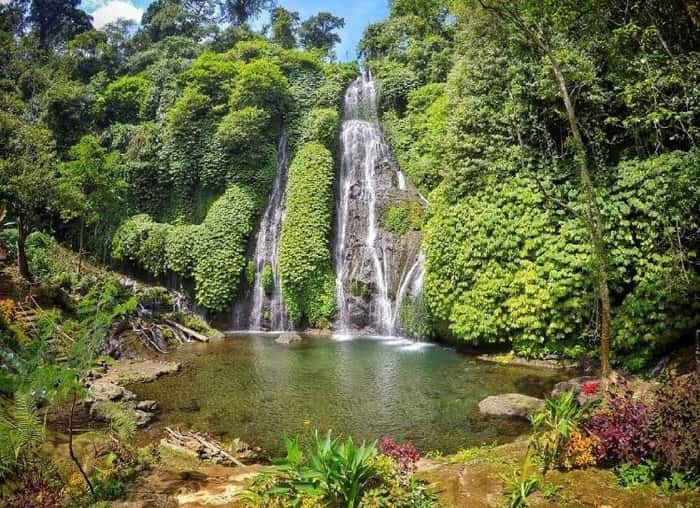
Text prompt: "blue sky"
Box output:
[[80, 0, 390, 60]]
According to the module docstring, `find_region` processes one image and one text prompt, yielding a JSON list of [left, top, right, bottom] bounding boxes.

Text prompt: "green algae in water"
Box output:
[[130, 334, 569, 455]]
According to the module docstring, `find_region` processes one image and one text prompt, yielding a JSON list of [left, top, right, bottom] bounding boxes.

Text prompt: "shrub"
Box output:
[[644, 373, 699, 475], [382, 205, 410, 235], [279, 143, 336, 327], [614, 460, 657, 488], [261, 264, 274, 295], [101, 75, 154, 124], [423, 179, 592, 358], [370, 60, 420, 113], [228, 59, 290, 118], [530, 390, 587, 472], [113, 185, 256, 311], [215, 106, 271, 152], [243, 432, 434, 508], [298, 107, 339, 150], [26, 232, 56, 281], [180, 51, 240, 103], [0, 228, 18, 261], [585, 379, 651, 466], [379, 437, 420, 474], [500, 455, 539, 508], [559, 430, 600, 470]]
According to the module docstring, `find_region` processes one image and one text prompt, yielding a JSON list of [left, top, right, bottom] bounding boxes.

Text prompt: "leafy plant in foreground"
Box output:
[[585, 378, 651, 465], [500, 455, 539, 508], [379, 436, 420, 474], [530, 389, 587, 472], [242, 431, 435, 507]]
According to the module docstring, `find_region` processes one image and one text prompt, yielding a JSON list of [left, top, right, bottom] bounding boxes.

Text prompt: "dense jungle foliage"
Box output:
[[362, 0, 700, 369], [0, 0, 699, 506], [0, 0, 698, 366], [0, 0, 356, 318]]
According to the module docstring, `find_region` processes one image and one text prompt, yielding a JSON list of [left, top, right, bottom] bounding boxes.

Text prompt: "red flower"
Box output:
[[582, 381, 599, 396]]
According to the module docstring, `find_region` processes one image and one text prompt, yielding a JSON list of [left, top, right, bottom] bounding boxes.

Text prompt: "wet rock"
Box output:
[[134, 409, 154, 427], [87, 379, 136, 403], [275, 332, 302, 344], [137, 399, 158, 412], [478, 393, 545, 418]]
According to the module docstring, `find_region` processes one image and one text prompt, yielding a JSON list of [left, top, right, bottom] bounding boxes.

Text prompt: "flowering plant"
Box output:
[[560, 430, 600, 469], [379, 437, 421, 474], [581, 380, 598, 396]]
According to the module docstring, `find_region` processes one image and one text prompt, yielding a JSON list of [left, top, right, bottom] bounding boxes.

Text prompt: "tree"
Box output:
[[141, 0, 216, 42], [474, 0, 613, 374], [0, 107, 80, 280], [62, 135, 126, 270], [218, 0, 274, 26], [298, 12, 345, 58], [28, 0, 92, 47], [269, 6, 299, 49]]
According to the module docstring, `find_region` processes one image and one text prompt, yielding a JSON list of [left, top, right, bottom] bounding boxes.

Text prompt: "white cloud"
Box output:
[[91, 0, 143, 29], [80, 0, 110, 11]]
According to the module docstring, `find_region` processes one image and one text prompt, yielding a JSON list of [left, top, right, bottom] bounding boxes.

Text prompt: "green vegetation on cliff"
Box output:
[[279, 142, 336, 328], [361, 0, 700, 370]]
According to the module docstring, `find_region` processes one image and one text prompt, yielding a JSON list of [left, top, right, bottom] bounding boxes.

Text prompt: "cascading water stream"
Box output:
[[248, 133, 290, 331], [334, 71, 425, 336]]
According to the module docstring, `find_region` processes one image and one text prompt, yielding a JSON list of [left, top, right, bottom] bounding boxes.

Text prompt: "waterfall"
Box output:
[[248, 133, 291, 331], [334, 71, 425, 337]]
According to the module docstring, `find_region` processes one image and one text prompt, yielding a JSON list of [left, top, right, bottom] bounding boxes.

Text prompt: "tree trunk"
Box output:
[[546, 54, 612, 376], [68, 391, 95, 499], [16, 216, 31, 282], [78, 217, 84, 276]]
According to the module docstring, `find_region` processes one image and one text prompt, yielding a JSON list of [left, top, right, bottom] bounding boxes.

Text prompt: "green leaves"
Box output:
[[278, 142, 336, 327], [100, 75, 155, 124], [424, 178, 591, 357], [113, 185, 256, 312]]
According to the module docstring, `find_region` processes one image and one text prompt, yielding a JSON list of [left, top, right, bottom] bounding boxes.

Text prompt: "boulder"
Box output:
[[134, 409, 154, 427], [87, 379, 136, 403], [136, 399, 158, 412], [275, 332, 302, 344], [478, 393, 545, 418]]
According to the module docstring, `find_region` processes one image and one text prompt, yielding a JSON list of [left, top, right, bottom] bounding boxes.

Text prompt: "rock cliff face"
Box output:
[[231, 133, 291, 332], [333, 72, 425, 336]]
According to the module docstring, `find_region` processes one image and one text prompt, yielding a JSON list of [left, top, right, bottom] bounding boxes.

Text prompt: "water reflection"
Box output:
[[130, 334, 569, 454]]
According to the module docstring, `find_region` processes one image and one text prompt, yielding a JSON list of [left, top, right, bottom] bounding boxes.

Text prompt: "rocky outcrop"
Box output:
[[86, 359, 180, 427], [333, 73, 425, 336], [275, 332, 302, 344], [478, 393, 545, 418]]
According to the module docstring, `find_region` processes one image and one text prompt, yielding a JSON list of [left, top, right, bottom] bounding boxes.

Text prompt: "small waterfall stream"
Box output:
[[248, 133, 290, 331], [334, 71, 425, 336]]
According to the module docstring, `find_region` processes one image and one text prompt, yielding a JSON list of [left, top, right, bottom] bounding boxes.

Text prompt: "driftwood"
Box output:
[[162, 427, 253, 467], [162, 318, 209, 343], [131, 318, 168, 354]]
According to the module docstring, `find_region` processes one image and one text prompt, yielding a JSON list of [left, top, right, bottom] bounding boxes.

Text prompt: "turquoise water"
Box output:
[[130, 333, 568, 455]]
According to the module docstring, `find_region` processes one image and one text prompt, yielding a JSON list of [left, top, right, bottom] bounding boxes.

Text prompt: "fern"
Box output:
[[92, 401, 136, 441], [0, 391, 42, 479]]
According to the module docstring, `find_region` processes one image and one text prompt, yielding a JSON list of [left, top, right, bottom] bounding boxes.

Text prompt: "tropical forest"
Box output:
[[0, 0, 698, 506]]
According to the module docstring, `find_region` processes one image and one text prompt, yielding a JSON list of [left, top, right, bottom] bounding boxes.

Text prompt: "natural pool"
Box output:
[[130, 333, 569, 455]]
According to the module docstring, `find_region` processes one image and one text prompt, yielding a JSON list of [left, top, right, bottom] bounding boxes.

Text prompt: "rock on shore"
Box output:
[[478, 393, 545, 418]]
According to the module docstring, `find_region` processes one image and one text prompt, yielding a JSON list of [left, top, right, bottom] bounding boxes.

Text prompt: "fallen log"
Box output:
[[162, 318, 210, 343], [162, 427, 244, 467]]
